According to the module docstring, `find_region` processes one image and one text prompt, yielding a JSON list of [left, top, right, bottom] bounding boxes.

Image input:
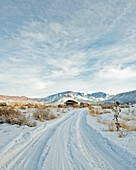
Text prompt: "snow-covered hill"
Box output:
[[34, 91, 111, 104], [104, 90, 136, 104], [0, 90, 135, 104], [34, 90, 136, 104]]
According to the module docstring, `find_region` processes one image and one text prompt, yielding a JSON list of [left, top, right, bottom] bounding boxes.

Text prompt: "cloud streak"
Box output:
[[0, 0, 136, 97]]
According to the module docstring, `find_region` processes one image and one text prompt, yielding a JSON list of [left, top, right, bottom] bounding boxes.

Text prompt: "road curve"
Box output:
[[0, 109, 136, 170]]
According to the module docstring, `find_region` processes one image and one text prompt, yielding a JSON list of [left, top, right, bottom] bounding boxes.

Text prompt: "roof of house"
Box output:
[[65, 100, 78, 104]]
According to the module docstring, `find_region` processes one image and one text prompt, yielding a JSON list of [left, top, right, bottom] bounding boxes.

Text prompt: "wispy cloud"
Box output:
[[0, 0, 136, 97]]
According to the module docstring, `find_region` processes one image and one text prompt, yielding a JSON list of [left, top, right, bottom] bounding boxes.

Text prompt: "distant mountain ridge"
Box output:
[[33, 91, 110, 104], [104, 90, 136, 104], [0, 95, 37, 103], [0, 90, 135, 104], [34, 90, 136, 104]]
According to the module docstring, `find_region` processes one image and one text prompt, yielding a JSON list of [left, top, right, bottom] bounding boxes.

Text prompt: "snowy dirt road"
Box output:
[[0, 109, 136, 170]]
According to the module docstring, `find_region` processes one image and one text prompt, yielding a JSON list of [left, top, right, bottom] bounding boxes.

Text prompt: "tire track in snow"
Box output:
[[79, 110, 136, 170], [75, 110, 113, 170], [38, 111, 78, 170], [66, 110, 91, 170], [0, 109, 136, 170], [37, 113, 76, 170], [0, 111, 74, 170]]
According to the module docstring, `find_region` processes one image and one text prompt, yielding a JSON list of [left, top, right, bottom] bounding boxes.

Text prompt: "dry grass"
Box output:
[[89, 107, 101, 116], [120, 104, 129, 108], [57, 108, 60, 112], [0, 102, 7, 106], [95, 110, 99, 114], [58, 104, 65, 108], [120, 121, 128, 129], [122, 116, 132, 121], [129, 126, 136, 131], [118, 115, 122, 119], [51, 115, 57, 119], [61, 109, 65, 113], [34, 102, 43, 108], [97, 116, 102, 123], [101, 119, 108, 125], [120, 121, 136, 131], [47, 108, 51, 111], [119, 115, 136, 121], [33, 108, 57, 121], [89, 108, 101, 116], [0, 108, 37, 127], [20, 106, 28, 110], [57, 113, 61, 116], [48, 105, 53, 107], [103, 110, 111, 114], [10, 101, 25, 107], [108, 121, 116, 131], [89, 106, 94, 110], [89, 109, 96, 116], [97, 116, 108, 125], [25, 104, 35, 109], [101, 104, 113, 109]]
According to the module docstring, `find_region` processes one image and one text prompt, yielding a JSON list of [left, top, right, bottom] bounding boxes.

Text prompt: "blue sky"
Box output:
[[0, 0, 136, 97]]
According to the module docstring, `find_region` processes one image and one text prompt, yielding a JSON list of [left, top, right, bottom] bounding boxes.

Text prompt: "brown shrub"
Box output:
[[42, 105, 47, 109], [118, 115, 122, 119], [26, 104, 35, 108], [58, 104, 64, 108], [33, 108, 57, 121], [120, 121, 136, 131], [129, 126, 136, 131], [0, 102, 7, 106], [95, 110, 99, 115], [51, 115, 57, 120], [0, 108, 37, 127], [97, 116, 108, 125], [20, 106, 28, 110], [101, 119, 108, 125], [47, 108, 51, 111], [80, 102, 89, 107], [120, 104, 129, 108], [48, 105, 53, 107], [29, 121, 37, 127], [61, 109, 65, 113], [101, 104, 113, 109], [89, 106, 94, 110], [53, 105, 58, 108], [10, 101, 25, 107], [120, 116, 136, 121], [89, 109, 96, 116], [108, 121, 116, 131], [103, 110, 111, 114], [120, 121, 127, 129], [57, 108, 60, 112]]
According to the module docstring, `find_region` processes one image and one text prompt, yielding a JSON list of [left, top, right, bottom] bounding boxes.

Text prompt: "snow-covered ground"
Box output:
[[0, 108, 136, 170]]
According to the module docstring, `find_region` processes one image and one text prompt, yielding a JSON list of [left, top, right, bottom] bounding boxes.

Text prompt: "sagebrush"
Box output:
[[0, 108, 37, 127]]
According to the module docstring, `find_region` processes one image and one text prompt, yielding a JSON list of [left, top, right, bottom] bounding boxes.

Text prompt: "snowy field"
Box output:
[[0, 107, 136, 170]]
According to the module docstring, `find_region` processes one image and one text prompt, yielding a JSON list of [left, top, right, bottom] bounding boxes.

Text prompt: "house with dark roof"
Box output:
[[64, 100, 78, 106]]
